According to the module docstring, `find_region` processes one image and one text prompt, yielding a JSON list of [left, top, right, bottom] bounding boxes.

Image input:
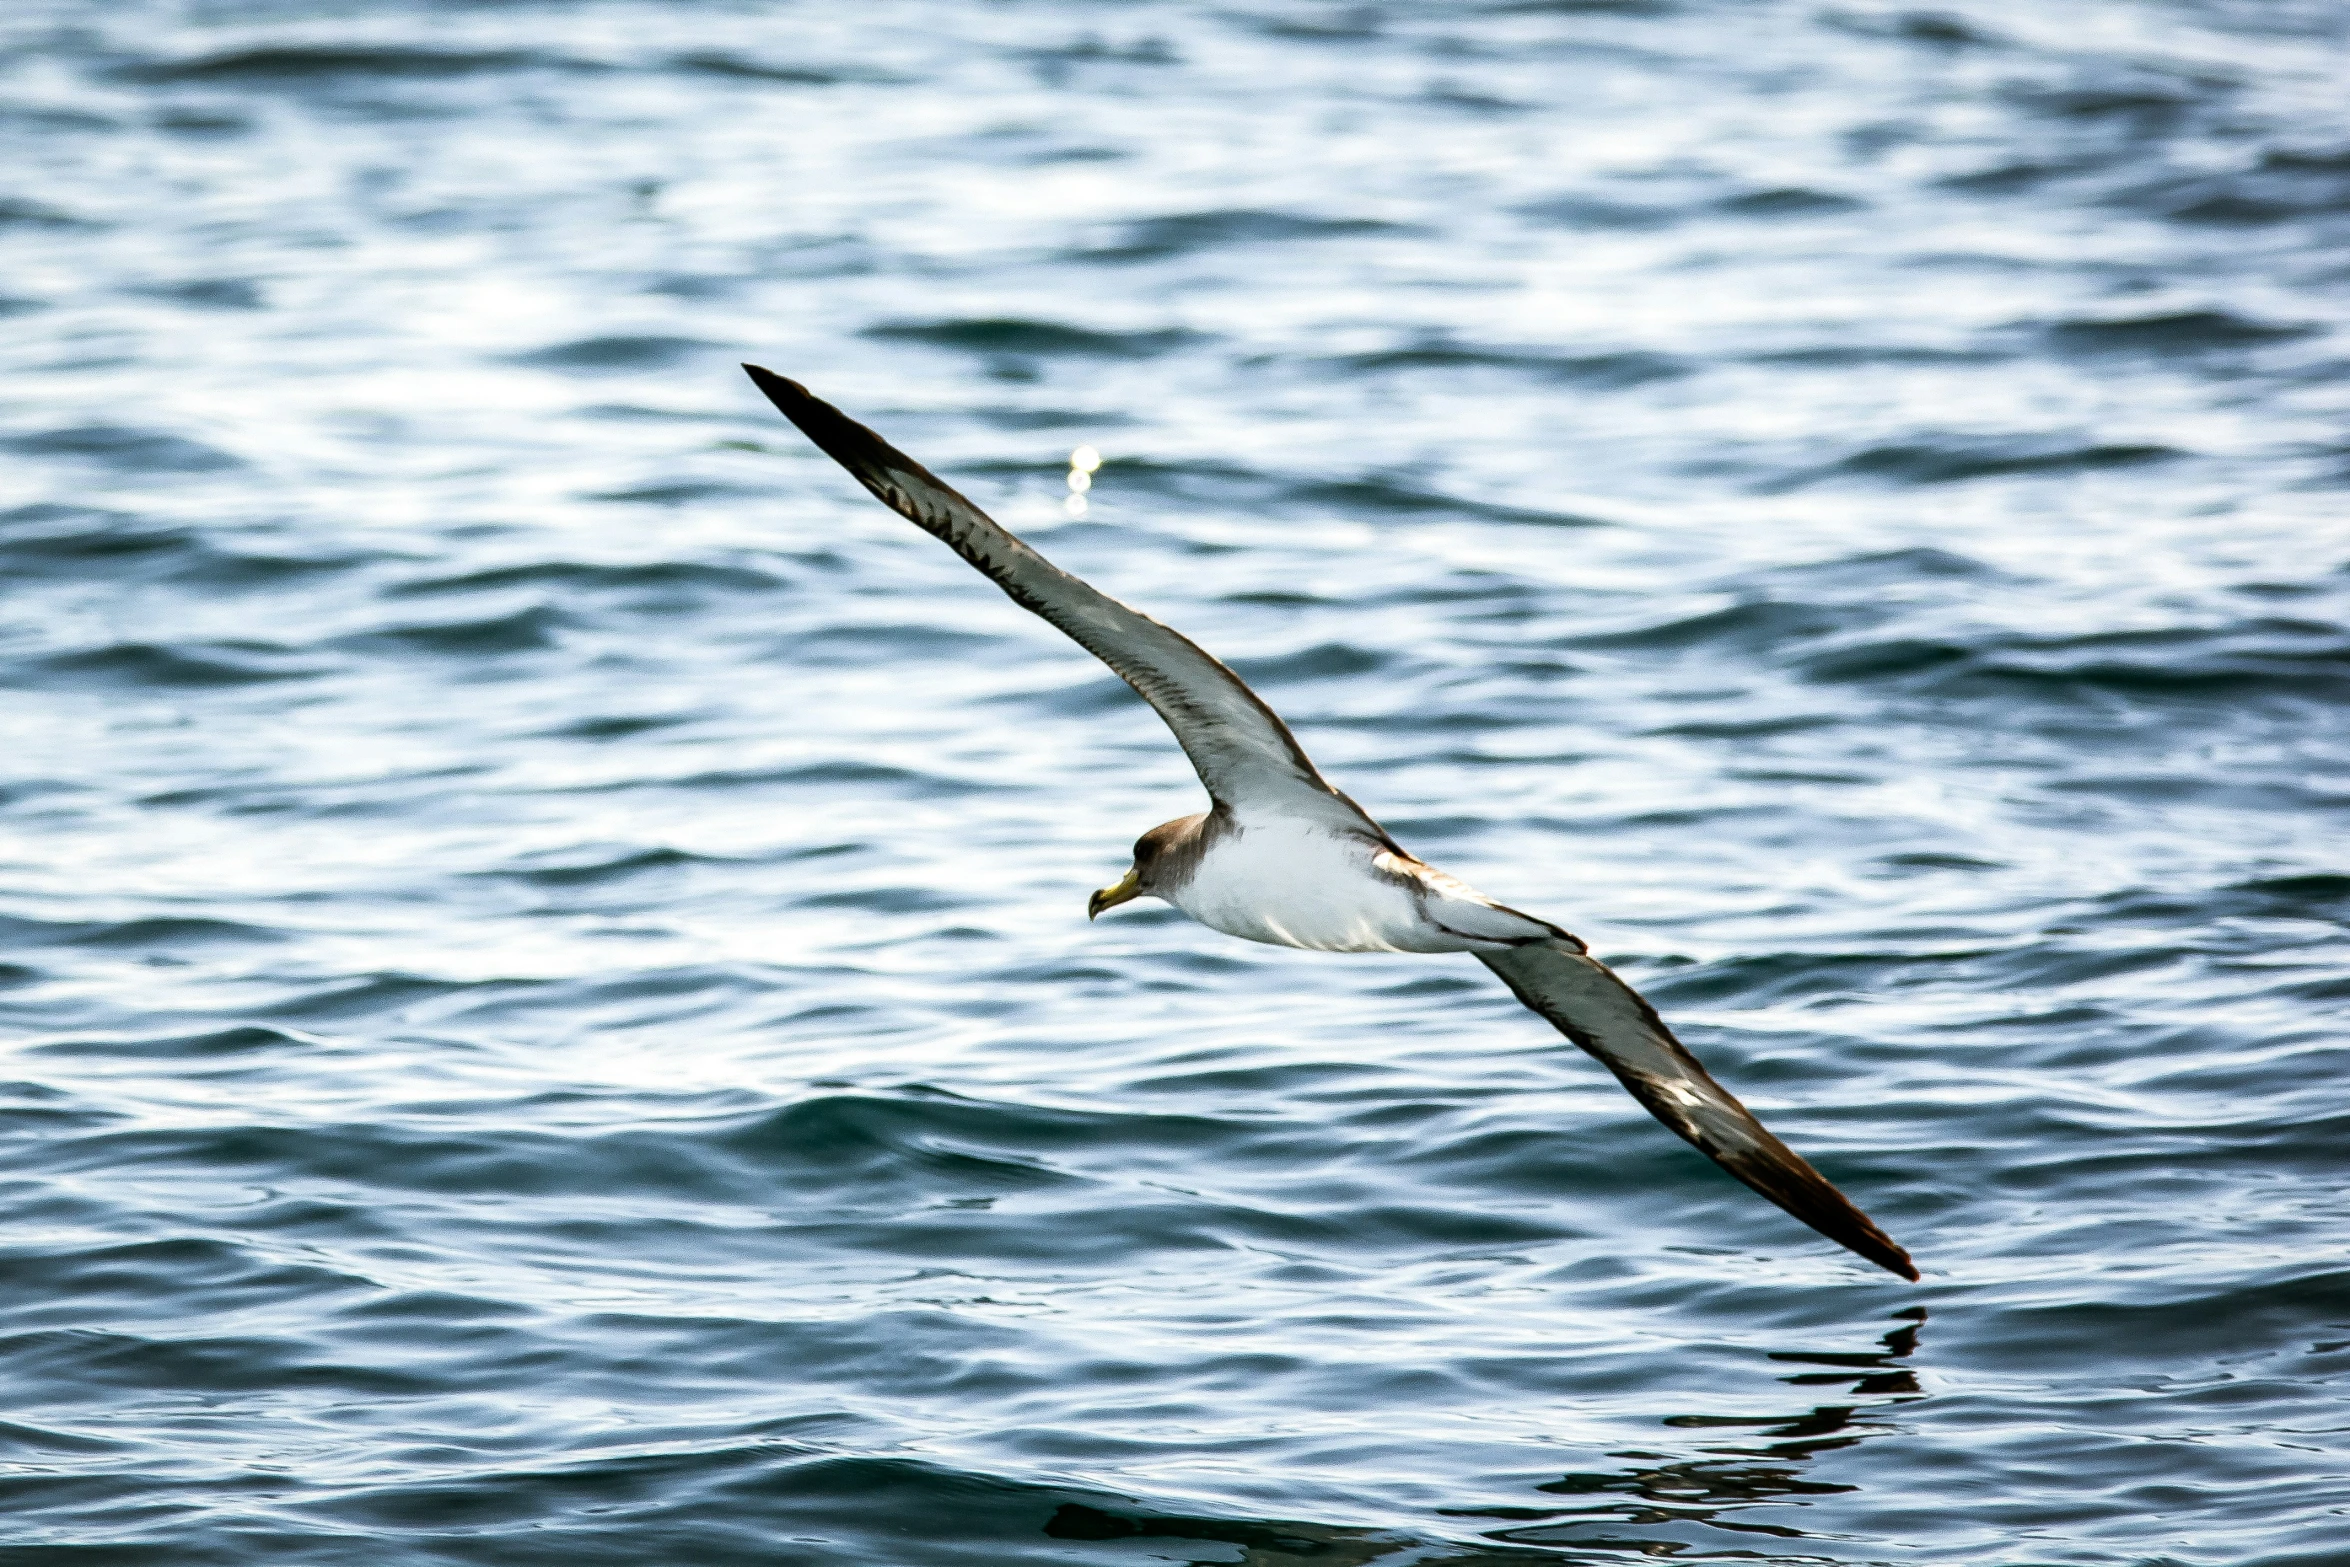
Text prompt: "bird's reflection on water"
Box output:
[[1049, 1311, 1927, 1565], [1461, 1309, 1929, 1559], [1045, 1503, 1396, 1567]]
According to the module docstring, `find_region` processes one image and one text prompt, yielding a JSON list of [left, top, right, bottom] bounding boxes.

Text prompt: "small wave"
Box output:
[[1715, 186, 1866, 217], [339, 1287, 534, 1326], [0, 1324, 439, 1400], [966, 404, 1132, 431], [0, 103, 117, 133], [0, 1417, 123, 1457], [1254, 12, 1387, 40], [1801, 620, 2350, 703], [982, 454, 1492, 536], [1876, 850, 2004, 872], [507, 334, 719, 371], [40, 1118, 719, 1203], [3, 424, 239, 472], [1641, 949, 1965, 1008], [24, 640, 318, 689], [1564, 599, 1875, 655], [578, 399, 732, 421], [338, 605, 567, 656], [666, 52, 867, 85], [1647, 713, 1839, 738], [1047, 1501, 1388, 1558], [1030, 453, 1270, 509], [387, 559, 784, 598], [630, 759, 968, 795], [111, 45, 592, 86], [16, 1091, 1112, 1216], [2046, 310, 2316, 354], [1516, 192, 1683, 230], [541, 712, 695, 741], [1228, 642, 1393, 685], [0, 197, 98, 230], [311, 1452, 1163, 1562], [1975, 1266, 2350, 1371], [865, 317, 1204, 359], [0, 505, 368, 586], [132, 276, 264, 310], [1796, 637, 1972, 683], [1487, 0, 1678, 12], [153, 106, 250, 136], [1023, 34, 1184, 67], [1076, 208, 1412, 263], [1824, 8, 2006, 47], [481, 846, 707, 888], [2223, 873, 2350, 912], [70, 916, 285, 950], [0, 912, 283, 950], [35, 1025, 314, 1059], [2003, 72, 2219, 124], [1747, 343, 2004, 367], [1760, 545, 2001, 587], [2118, 147, 2350, 224], [797, 886, 971, 914], [1285, 476, 1605, 527], [258, 973, 499, 1022], [716, 1090, 1219, 1176], [1423, 81, 1527, 114], [1338, 340, 1689, 389], [719, 1096, 1047, 1189], [1939, 158, 2094, 195], [1, 1236, 368, 1323], [792, 623, 1004, 670], [588, 480, 768, 505], [1822, 438, 2180, 484]]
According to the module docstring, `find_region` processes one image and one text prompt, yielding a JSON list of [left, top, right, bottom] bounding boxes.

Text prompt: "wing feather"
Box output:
[[747, 367, 1375, 830], [1479, 939, 1918, 1280]]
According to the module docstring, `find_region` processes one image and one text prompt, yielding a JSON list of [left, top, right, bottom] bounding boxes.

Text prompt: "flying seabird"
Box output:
[[744, 366, 1918, 1282]]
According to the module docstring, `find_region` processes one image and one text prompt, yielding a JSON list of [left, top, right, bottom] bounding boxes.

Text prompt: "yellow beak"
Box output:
[[1087, 868, 1142, 921]]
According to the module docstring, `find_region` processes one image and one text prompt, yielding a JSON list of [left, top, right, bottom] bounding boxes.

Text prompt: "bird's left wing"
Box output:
[[1479, 938, 1918, 1280], [745, 367, 1377, 834]]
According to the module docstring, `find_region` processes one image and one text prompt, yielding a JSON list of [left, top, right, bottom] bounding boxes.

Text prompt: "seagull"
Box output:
[[744, 366, 1918, 1282]]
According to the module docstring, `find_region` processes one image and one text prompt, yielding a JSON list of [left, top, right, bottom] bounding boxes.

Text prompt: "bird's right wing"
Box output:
[[746, 367, 1377, 833], [1479, 937, 1918, 1280]]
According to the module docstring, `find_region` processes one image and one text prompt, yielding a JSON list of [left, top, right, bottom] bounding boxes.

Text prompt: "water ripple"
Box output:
[[3, 0, 2346, 1561]]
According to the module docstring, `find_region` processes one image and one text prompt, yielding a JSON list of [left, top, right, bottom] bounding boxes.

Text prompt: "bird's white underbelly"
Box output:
[[1164, 819, 1503, 954]]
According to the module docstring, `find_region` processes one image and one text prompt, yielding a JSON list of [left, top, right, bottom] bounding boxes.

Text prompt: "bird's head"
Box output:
[[1088, 814, 1206, 920]]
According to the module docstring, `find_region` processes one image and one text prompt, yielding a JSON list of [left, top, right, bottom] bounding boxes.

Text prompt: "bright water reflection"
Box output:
[[2, 0, 2348, 1562]]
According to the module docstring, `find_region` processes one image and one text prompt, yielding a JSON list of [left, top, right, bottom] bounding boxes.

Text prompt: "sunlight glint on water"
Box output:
[[1, 1, 2347, 1562]]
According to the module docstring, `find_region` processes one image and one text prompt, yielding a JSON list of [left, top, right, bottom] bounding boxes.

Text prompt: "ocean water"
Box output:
[[4, 0, 2349, 1561]]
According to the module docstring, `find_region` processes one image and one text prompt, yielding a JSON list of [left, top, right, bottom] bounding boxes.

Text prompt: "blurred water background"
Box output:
[[4, 1, 2349, 1562]]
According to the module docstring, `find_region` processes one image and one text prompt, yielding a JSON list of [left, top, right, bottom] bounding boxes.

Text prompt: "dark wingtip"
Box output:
[[1870, 1238, 1922, 1282], [740, 364, 926, 496], [742, 362, 818, 426], [741, 363, 841, 436], [1736, 1147, 1923, 1280], [1748, 1153, 1920, 1281], [1836, 1193, 1919, 1281]]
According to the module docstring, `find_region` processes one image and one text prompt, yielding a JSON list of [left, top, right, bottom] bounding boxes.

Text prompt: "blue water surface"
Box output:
[[3, 1, 2348, 1562]]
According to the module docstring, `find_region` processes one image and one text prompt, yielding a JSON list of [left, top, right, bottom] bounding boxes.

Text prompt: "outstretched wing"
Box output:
[[1479, 938, 1917, 1280], [747, 367, 1375, 832]]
